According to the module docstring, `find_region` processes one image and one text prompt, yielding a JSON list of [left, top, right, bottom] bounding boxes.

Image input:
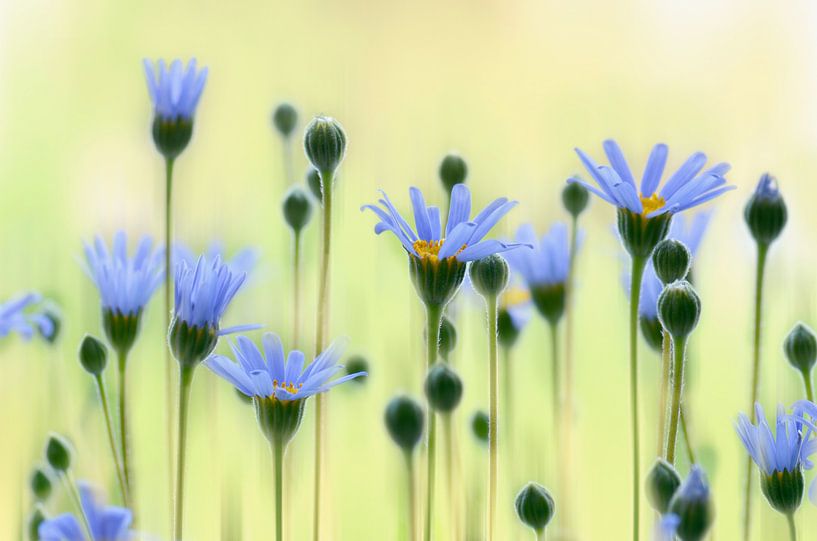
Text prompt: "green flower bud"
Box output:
[[409, 255, 467, 309], [471, 410, 489, 444], [255, 396, 306, 447], [514, 482, 555, 534], [657, 281, 701, 340], [384, 395, 424, 453], [745, 173, 787, 247], [784, 322, 817, 375], [438, 316, 457, 361], [761, 468, 804, 516], [30, 467, 53, 501], [652, 239, 692, 285], [303, 116, 346, 175], [282, 186, 313, 233], [306, 167, 323, 202], [272, 102, 298, 139], [439, 153, 468, 195], [498, 307, 521, 350], [668, 467, 713, 541], [562, 182, 589, 218], [424, 364, 463, 413], [102, 309, 141, 357], [640, 317, 664, 353], [469, 255, 509, 299], [530, 283, 566, 326], [617, 208, 672, 259], [45, 434, 72, 473], [28, 506, 45, 541], [345, 355, 369, 384], [169, 319, 219, 368], [646, 458, 681, 514], [78, 335, 108, 376], [152, 116, 193, 161]]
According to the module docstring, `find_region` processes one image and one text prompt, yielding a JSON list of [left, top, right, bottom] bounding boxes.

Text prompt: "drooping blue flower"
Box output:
[[204, 332, 366, 400], [362, 184, 527, 262], [0, 292, 54, 341], [174, 242, 259, 280], [504, 223, 571, 287], [83, 232, 164, 317], [38, 482, 133, 541], [735, 403, 817, 477], [569, 140, 734, 217], [143, 59, 208, 121]]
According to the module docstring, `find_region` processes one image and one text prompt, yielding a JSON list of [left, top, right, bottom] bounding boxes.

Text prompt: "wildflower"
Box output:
[[174, 242, 259, 281], [38, 482, 133, 541], [0, 292, 55, 341], [425, 363, 463, 413], [745, 173, 787, 247], [304, 116, 347, 176], [664, 466, 713, 541]]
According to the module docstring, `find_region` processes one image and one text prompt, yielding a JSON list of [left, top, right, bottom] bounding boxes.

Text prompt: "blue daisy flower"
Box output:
[[0, 292, 54, 341], [569, 140, 734, 217], [143, 59, 208, 121], [174, 241, 259, 280], [736, 403, 816, 477], [504, 223, 571, 288], [38, 482, 133, 541]]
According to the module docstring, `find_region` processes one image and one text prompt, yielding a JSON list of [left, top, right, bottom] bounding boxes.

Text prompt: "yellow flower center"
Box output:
[[640, 193, 666, 215], [412, 239, 465, 261], [502, 287, 530, 308], [272, 379, 303, 395]]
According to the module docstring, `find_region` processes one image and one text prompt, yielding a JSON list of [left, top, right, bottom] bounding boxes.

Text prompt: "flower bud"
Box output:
[[761, 467, 804, 516], [384, 395, 424, 453], [255, 396, 306, 447], [469, 255, 509, 299], [617, 207, 672, 259], [102, 309, 141, 357], [78, 335, 108, 376], [303, 116, 347, 175], [28, 506, 45, 541], [438, 316, 457, 361], [439, 153, 468, 195], [424, 364, 463, 413], [668, 466, 713, 541], [282, 186, 313, 233], [784, 322, 817, 375], [530, 283, 566, 326], [657, 281, 701, 340], [169, 318, 219, 368], [30, 467, 53, 501], [272, 102, 298, 139], [646, 459, 681, 514], [345, 355, 369, 384], [745, 173, 787, 246], [152, 116, 193, 161], [409, 256, 467, 309], [562, 182, 589, 218], [45, 434, 72, 473], [498, 307, 521, 350], [652, 239, 691, 285], [640, 317, 664, 353], [471, 410, 489, 444], [306, 167, 323, 202], [514, 482, 555, 534]]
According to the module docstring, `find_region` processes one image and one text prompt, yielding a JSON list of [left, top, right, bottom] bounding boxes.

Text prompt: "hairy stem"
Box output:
[[666, 336, 688, 465], [487, 294, 499, 541], [424, 302, 443, 541], [628, 255, 647, 541], [174, 365, 194, 541]]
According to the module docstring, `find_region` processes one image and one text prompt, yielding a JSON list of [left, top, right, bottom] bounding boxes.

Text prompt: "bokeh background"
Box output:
[[2, 0, 817, 539]]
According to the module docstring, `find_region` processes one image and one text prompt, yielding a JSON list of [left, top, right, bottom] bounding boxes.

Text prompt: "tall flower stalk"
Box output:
[[283, 187, 313, 349], [570, 139, 732, 540], [384, 396, 425, 541], [740, 174, 787, 540]]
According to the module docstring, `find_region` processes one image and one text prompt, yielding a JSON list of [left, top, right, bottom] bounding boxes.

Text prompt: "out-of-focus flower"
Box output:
[[38, 482, 133, 541], [0, 292, 56, 341]]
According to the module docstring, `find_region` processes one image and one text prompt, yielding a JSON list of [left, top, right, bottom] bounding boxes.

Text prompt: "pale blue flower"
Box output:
[[504, 223, 572, 287], [174, 242, 259, 279], [736, 402, 817, 477], [38, 482, 133, 541], [0, 292, 54, 341], [143, 58, 207, 120]]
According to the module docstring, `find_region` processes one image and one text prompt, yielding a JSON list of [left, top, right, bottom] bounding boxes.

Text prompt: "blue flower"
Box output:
[[143, 59, 208, 121], [504, 223, 571, 287], [38, 482, 133, 541], [569, 140, 734, 217], [735, 403, 817, 477], [659, 466, 712, 540], [174, 242, 259, 280], [362, 184, 527, 262], [83, 232, 164, 316], [669, 211, 712, 256], [638, 262, 663, 319], [0, 292, 54, 341], [204, 332, 366, 400]]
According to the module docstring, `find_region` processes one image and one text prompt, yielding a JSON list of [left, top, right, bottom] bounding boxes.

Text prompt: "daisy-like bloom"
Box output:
[[736, 402, 817, 515], [504, 223, 571, 325], [174, 242, 259, 280], [143, 58, 208, 160], [363, 184, 526, 308], [38, 482, 133, 541], [84, 232, 164, 355], [0, 292, 55, 341]]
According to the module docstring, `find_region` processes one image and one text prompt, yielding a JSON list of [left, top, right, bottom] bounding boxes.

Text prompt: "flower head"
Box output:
[[665, 466, 713, 541], [174, 242, 259, 281], [569, 140, 733, 217], [736, 403, 816, 477], [143, 59, 207, 121], [504, 223, 571, 287], [0, 292, 55, 341], [39, 482, 133, 541]]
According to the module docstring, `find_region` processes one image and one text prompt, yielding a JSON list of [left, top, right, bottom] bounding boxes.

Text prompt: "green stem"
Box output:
[[64, 472, 93, 538], [679, 406, 696, 465], [404, 450, 417, 541], [313, 170, 334, 541], [801, 370, 814, 402], [549, 322, 560, 438], [658, 331, 671, 457], [424, 303, 443, 541], [487, 293, 499, 541], [117, 351, 132, 499], [164, 157, 176, 533], [442, 414, 459, 541], [561, 215, 579, 534], [743, 242, 768, 541], [283, 138, 295, 185], [628, 255, 647, 541], [174, 365, 194, 541], [536, 529, 546, 541], [666, 336, 688, 465], [94, 374, 129, 505], [786, 513, 797, 541], [273, 440, 285, 541], [292, 230, 302, 350], [502, 346, 512, 450]]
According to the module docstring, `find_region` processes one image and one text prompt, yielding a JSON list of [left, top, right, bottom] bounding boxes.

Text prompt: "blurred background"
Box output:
[[2, 0, 817, 538]]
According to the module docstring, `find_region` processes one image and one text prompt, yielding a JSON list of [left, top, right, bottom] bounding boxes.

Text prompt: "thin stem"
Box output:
[[312, 170, 334, 541], [562, 214, 580, 534], [743, 243, 768, 541], [64, 472, 93, 538], [549, 322, 561, 439], [292, 230, 302, 349], [536, 529, 547, 541], [424, 303, 443, 541], [658, 332, 671, 457], [442, 414, 460, 541], [679, 406, 696, 465], [487, 293, 499, 541], [272, 440, 285, 541], [283, 138, 295, 185], [786, 513, 797, 541], [93, 374, 129, 505], [502, 346, 513, 451], [628, 255, 647, 541], [117, 351, 132, 499], [404, 451, 417, 541], [665, 335, 688, 465], [801, 370, 814, 402], [164, 157, 176, 532], [174, 365, 195, 541]]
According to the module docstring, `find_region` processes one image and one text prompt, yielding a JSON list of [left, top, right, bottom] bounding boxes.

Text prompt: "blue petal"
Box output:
[[446, 184, 472, 235], [409, 187, 433, 241], [603, 139, 636, 189], [640, 143, 668, 196]]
